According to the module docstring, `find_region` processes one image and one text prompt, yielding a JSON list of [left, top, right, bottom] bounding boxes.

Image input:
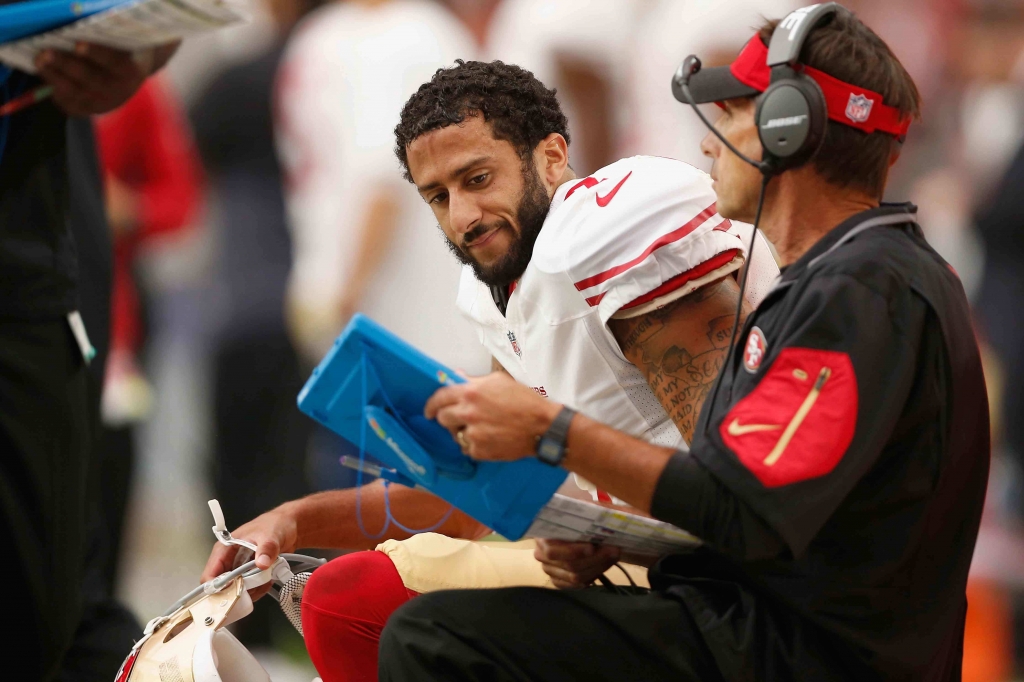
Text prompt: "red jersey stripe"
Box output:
[[564, 177, 600, 201], [616, 249, 740, 311], [573, 202, 719, 292]]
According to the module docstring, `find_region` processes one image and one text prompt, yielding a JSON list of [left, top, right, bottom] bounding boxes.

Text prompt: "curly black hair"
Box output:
[[394, 60, 570, 182]]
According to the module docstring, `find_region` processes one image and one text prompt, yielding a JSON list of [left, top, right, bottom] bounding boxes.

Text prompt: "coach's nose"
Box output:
[[700, 128, 720, 160], [448, 188, 483, 237]]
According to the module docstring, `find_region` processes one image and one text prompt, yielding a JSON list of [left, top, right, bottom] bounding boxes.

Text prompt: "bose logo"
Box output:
[[780, 4, 820, 39], [762, 115, 808, 129]]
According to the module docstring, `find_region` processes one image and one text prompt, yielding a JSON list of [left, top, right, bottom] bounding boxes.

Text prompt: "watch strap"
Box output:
[[536, 406, 576, 466]]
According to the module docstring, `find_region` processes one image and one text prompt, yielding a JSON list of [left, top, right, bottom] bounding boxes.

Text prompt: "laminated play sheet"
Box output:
[[527, 494, 701, 556], [0, 0, 245, 73]]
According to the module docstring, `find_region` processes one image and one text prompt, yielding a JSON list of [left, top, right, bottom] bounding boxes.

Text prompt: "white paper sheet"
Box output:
[[526, 494, 701, 557], [0, 0, 245, 73]]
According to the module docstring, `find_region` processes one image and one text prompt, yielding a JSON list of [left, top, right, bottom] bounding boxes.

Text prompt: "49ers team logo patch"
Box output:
[[743, 326, 767, 373]]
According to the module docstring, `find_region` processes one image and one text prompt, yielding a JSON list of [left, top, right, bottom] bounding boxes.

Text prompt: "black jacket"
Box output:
[[651, 204, 989, 681]]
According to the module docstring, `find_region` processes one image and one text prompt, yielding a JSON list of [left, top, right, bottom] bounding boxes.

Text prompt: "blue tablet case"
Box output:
[[296, 314, 567, 540], [0, 0, 132, 45]]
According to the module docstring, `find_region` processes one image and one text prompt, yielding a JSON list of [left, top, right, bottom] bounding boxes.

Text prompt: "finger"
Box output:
[[541, 554, 618, 577], [38, 51, 107, 93], [434, 404, 471, 433], [424, 385, 465, 419], [541, 563, 589, 589], [255, 537, 281, 569], [73, 42, 136, 76], [533, 538, 575, 561], [201, 543, 238, 582], [48, 86, 91, 117], [536, 541, 597, 563], [37, 54, 91, 94]]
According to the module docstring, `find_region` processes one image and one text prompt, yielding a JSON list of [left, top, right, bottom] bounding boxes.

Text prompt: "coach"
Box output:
[[380, 5, 990, 681]]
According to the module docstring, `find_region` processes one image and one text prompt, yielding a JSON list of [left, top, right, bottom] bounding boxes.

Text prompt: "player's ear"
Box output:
[[534, 133, 570, 189]]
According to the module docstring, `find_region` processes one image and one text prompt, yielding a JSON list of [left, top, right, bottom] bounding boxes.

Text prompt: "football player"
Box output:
[[201, 60, 778, 681]]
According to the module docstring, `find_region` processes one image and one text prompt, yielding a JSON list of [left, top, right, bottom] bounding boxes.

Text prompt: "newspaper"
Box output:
[[0, 0, 246, 73], [526, 494, 701, 557]]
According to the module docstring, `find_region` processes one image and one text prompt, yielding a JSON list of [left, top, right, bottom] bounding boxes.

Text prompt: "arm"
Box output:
[[201, 483, 489, 581], [608, 277, 747, 444], [425, 375, 784, 564], [428, 274, 923, 562]]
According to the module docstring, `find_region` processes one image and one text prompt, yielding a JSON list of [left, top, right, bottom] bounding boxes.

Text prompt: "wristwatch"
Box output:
[[535, 406, 577, 466]]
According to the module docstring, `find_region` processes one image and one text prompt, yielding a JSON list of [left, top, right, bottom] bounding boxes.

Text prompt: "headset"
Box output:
[[669, 3, 843, 409], [672, 2, 842, 178]]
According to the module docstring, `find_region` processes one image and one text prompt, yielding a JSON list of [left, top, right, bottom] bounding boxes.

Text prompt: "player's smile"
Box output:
[[465, 225, 502, 252]]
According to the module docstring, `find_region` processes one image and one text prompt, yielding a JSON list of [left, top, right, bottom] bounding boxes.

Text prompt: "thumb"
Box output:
[[255, 538, 281, 570]]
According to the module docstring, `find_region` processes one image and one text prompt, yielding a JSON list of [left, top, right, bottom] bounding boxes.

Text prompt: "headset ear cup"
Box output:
[[796, 74, 827, 166], [756, 74, 827, 172]]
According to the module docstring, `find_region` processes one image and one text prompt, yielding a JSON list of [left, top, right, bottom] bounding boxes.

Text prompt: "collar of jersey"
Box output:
[[548, 177, 582, 215], [779, 202, 919, 283]]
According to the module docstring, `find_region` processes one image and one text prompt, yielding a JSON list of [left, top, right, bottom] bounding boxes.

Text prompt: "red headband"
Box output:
[[727, 36, 911, 138]]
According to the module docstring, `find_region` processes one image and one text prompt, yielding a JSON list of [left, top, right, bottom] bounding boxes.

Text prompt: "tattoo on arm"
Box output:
[[609, 278, 746, 444]]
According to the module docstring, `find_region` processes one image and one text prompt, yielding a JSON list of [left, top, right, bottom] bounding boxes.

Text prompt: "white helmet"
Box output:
[[115, 501, 325, 682]]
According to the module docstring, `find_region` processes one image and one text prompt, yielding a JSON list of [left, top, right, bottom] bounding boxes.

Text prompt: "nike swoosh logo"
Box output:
[[726, 419, 781, 436], [595, 171, 632, 207]]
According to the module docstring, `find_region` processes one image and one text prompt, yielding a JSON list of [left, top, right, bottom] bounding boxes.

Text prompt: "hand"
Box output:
[[534, 539, 621, 589], [35, 43, 148, 116], [424, 372, 562, 462], [200, 506, 299, 599]]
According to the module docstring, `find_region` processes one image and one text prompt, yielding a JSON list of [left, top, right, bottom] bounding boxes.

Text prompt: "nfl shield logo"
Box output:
[[845, 94, 873, 124], [507, 330, 522, 359]]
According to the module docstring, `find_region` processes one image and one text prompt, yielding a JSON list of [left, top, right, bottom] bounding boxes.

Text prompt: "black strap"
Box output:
[[489, 284, 510, 317]]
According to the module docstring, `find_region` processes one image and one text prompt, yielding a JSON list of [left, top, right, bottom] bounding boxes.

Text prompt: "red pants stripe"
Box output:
[[301, 551, 417, 682]]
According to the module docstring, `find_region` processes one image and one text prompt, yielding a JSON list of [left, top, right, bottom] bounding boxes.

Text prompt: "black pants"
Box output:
[[378, 586, 723, 682], [213, 330, 311, 646], [0, 318, 91, 681], [55, 369, 140, 682]]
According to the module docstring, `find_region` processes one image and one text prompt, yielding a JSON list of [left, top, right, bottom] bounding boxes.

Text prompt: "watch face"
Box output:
[[537, 439, 562, 464]]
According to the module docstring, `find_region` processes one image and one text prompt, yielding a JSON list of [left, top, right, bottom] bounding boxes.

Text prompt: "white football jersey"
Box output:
[[457, 156, 779, 456]]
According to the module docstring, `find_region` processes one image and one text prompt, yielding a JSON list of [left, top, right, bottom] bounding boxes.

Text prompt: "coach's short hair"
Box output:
[[394, 60, 570, 182], [758, 12, 921, 198]]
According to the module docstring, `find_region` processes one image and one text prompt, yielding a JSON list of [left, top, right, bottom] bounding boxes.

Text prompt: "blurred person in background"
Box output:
[[0, 35, 177, 679], [275, 0, 489, 487], [94, 76, 204, 593], [624, 0, 799, 169], [189, 0, 324, 654], [444, 0, 634, 174]]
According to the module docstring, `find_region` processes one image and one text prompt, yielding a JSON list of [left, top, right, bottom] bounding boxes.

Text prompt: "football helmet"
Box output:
[[115, 500, 325, 682]]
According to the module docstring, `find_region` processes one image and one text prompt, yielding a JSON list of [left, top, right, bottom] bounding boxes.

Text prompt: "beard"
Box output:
[[442, 163, 551, 287]]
